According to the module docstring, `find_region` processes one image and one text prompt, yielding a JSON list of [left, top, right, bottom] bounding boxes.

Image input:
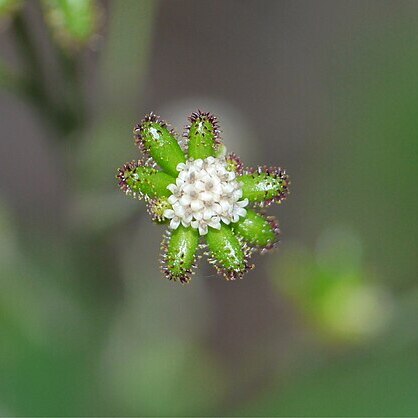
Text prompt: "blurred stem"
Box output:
[[43, 13, 87, 134], [12, 12, 44, 86], [0, 60, 25, 94], [99, 0, 157, 113], [10, 8, 83, 138]]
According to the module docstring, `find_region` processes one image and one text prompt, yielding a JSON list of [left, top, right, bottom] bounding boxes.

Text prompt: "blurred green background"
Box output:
[[0, 0, 417, 416]]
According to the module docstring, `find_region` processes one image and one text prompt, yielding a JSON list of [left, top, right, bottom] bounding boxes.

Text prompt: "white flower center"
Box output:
[[163, 156, 248, 235]]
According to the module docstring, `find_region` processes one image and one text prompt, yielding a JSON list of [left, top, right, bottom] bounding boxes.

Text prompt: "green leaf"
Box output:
[[232, 209, 279, 249], [206, 225, 248, 279], [240, 167, 289, 204], [117, 161, 175, 199], [163, 226, 199, 283], [135, 114, 186, 177], [187, 111, 220, 160]]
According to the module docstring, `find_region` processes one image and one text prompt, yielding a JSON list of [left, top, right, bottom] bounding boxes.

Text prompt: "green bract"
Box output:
[[117, 111, 290, 283]]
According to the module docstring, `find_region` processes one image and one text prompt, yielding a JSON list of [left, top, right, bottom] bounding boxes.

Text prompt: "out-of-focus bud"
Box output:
[[0, 0, 22, 19], [316, 277, 392, 341], [269, 227, 394, 344], [41, 0, 100, 50]]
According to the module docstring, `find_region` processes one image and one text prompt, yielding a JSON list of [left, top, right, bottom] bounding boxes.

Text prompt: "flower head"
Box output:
[[117, 110, 290, 283], [163, 157, 248, 235]]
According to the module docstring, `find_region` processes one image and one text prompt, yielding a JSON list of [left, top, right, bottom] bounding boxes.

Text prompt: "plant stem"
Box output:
[[11, 10, 78, 137], [0, 60, 25, 94]]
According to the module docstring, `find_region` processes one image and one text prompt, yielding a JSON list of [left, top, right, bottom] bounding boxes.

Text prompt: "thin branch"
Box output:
[[10, 10, 78, 137]]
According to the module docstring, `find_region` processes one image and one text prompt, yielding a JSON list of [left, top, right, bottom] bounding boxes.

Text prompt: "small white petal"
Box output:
[[167, 183, 178, 193], [170, 218, 180, 229], [181, 219, 191, 227], [194, 159, 203, 168], [213, 203, 223, 215], [194, 180, 205, 192], [216, 166, 227, 175], [183, 213, 193, 223], [176, 163, 186, 171], [200, 191, 214, 202], [223, 183, 235, 194], [199, 224, 208, 235], [178, 171, 188, 181], [190, 200, 204, 211], [168, 195, 178, 205], [174, 204, 185, 217], [232, 189, 243, 200], [227, 171, 236, 180], [235, 207, 247, 218], [208, 216, 221, 229], [219, 200, 230, 212], [212, 183, 223, 195], [206, 166, 218, 177], [182, 183, 195, 194], [179, 195, 191, 206], [237, 198, 249, 207], [203, 208, 215, 220], [194, 211, 203, 221], [176, 177, 185, 187], [163, 209, 175, 219]]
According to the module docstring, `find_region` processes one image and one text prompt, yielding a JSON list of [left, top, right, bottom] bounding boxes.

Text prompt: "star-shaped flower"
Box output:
[[117, 111, 290, 283]]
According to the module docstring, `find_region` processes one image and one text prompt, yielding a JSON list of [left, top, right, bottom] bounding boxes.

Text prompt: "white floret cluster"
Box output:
[[163, 156, 248, 235]]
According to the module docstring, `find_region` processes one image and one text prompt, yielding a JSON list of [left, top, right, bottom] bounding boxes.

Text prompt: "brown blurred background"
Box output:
[[0, 0, 417, 416]]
